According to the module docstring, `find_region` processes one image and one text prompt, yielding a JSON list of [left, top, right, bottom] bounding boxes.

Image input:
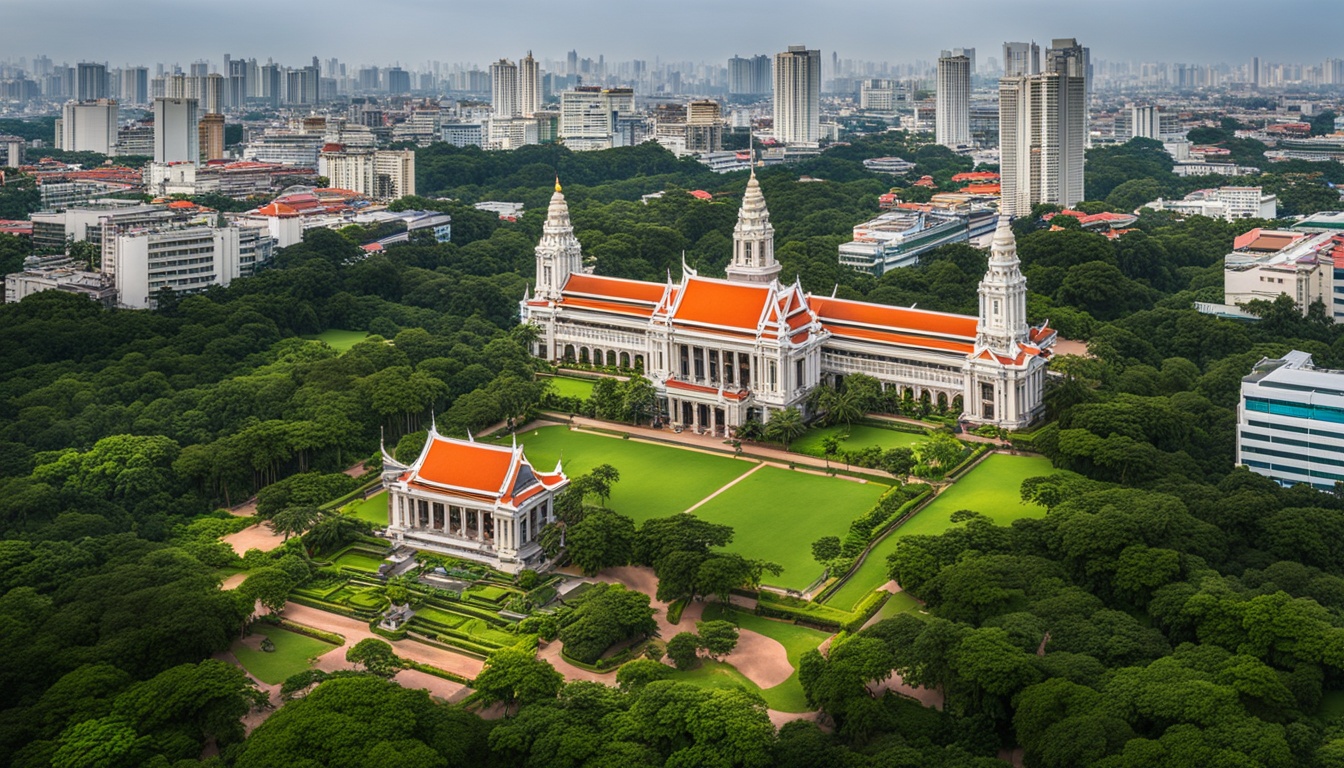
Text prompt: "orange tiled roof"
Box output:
[[559, 296, 657, 317], [563, 273, 667, 304], [666, 379, 749, 401], [670, 277, 772, 331], [824, 324, 976, 355], [412, 437, 516, 494], [809, 295, 979, 339]]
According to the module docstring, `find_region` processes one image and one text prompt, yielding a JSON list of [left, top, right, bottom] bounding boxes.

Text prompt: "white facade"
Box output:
[[59, 100, 118, 156], [558, 88, 635, 150], [773, 45, 821, 145], [153, 97, 200, 165], [382, 429, 568, 573], [1002, 42, 1040, 77], [936, 54, 972, 148], [321, 148, 415, 200], [490, 59, 520, 118], [999, 72, 1086, 217], [522, 180, 1053, 431], [519, 52, 541, 117], [838, 210, 970, 276], [1223, 229, 1334, 317], [103, 222, 275, 309], [1238, 351, 1344, 491], [1143, 186, 1278, 221]]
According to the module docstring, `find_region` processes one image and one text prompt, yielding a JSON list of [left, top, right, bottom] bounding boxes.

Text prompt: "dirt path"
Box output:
[[223, 523, 286, 556], [220, 573, 248, 590], [720, 629, 792, 689], [281, 602, 485, 680], [228, 498, 258, 518], [868, 673, 944, 709]]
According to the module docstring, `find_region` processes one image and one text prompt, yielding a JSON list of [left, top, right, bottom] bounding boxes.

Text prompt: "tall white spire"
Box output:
[[534, 178, 583, 300], [975, 214, 1029, 354], [725, 168, 782, 284]]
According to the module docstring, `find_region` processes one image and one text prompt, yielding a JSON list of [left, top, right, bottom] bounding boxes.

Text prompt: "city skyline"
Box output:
[[10, 0, 1344, 68]]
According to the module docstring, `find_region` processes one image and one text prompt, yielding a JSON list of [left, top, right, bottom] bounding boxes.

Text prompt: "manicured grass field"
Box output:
[[232, 625, 339, 685], [331, 550, 388, 573], [507, 426, 756, 522], [543, 376, 597, 400], [696, 604, 832, 712], [307, 329, 370, 352], [346, 491, 388, 526], [824, 453, 1062, 611], [792, 423, 926, 458], [690, 467, 888, 590]]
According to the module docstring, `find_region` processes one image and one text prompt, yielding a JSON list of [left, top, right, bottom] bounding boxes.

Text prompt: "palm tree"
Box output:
[[764, 407, 807, 450], [826, 389, 863, 427], [304, 514, 369, 555]]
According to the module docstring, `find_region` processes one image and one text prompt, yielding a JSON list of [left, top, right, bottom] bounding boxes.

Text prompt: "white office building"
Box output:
[[103, 221, 275, 309], [558, 87, 635, 150], [838, 210, 970, 276], [1142, 186, 1278, 221], [153, 97, 200, 165], [773, 45, 821, 145], [937, 53, 972, 148], [1002, 42, 1040, 77], [58, 99, 119, 156], [999, 71, 1086, 217], [491, 58, 520, 118], [1238, 351, 1344, 491], [321, 148, 415, 200]]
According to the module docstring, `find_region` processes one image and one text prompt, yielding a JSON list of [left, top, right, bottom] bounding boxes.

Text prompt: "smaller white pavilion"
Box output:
[[381, 426, 568, 573]]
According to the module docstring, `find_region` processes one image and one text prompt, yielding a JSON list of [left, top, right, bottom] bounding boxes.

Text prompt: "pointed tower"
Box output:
[[975, 215, 1030, 355], [725, 168, 782, 284], [534, 179, 583, 300]]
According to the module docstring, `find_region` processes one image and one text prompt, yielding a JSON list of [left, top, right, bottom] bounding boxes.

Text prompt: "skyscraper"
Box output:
[[998, 71, 1085, 217], [387, 67, 411, 95], [200, 73, 224, 115], [936, 52, 971, 148], [519, 52, 541, 117], [490, 58, 519, 117], [198, 113, 225, 161], [58, 99, 118, 155], [153, 97, 200, 165], [1046, 38, 1091, 105], [728, 55, 772, 98], [121, 67, 148, 105], [1002, 42, 1040, 77], [773, 45, 821, 145], [77, 62, 108, 101]]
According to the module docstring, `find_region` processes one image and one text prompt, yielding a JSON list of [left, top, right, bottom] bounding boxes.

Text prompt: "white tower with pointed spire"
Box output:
[[725, 168, 782, 284], [534, 179, 584, 300], [975, 215, 1030, 355]]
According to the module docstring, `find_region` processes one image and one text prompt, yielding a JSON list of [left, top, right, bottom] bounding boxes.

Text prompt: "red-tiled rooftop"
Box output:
[[809, 295, 979, 339], [671, 277, 772, 331], [413, 437, 515, 494], [563, 273, 667, 304]]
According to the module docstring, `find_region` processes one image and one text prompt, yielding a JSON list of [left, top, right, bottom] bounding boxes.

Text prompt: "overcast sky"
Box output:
[[10, 0, 1342, 69]]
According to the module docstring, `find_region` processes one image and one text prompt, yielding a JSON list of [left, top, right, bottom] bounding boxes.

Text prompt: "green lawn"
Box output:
[[232, 625, 339, 685], [307, 329, 370, 352], [543, 376, 597, 400], [507, 426, 756, 522], [332, 550, 388, 573], [824, 453, 1062, 611], [695, 603, 833, 712], [346, 491, 388, 526], [792, 423, 926, 458], [689, 467, 888, 590]]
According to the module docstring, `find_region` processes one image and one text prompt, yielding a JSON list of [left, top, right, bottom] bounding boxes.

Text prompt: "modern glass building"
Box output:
[[1238, 350, 1344, 490]]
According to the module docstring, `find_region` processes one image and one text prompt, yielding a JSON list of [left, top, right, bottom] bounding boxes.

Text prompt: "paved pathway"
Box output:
[[684, 463, 768, 514], [222, 523, 286, 556], [280, 602, 485, 680]]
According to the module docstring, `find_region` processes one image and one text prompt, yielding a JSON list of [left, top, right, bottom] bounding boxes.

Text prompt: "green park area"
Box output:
[[511, 427, 891, 589], [330, 549, 389, 574], [307, 329, 370, 352], [231, 624, 340, 685], [509, 426, 754, 521], [824, 453, 1061, 611], [346, 491, 389, 526], [691, 467, 888, 591], [543, 375, 597, 400], [791, 423, 926, 458]]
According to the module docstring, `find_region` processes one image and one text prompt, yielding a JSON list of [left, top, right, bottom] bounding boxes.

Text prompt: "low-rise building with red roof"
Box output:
[[381, 427, 568, 572]]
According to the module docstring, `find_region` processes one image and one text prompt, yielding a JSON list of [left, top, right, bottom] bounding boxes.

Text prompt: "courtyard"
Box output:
[[505, 426, 890, 590]]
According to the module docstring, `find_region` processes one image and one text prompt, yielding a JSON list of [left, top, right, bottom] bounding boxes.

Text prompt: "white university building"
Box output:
[[521, 175, 1055, 432], [1238, 351, 1344, 491]]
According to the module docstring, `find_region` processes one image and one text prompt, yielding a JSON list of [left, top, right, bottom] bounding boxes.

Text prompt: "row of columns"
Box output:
[[391, 491, 551, 554], [668, 398, 732, 435], [678, 343, 756, 390]]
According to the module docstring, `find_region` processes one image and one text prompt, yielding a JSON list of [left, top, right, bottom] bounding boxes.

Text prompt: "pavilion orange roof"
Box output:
[[670, 277, 773, 331], [563, 273, 667, 304], [809, 295, 979, 340]]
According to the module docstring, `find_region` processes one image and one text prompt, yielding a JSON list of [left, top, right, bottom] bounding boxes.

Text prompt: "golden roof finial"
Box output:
[[555, 176, 562, 193]]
